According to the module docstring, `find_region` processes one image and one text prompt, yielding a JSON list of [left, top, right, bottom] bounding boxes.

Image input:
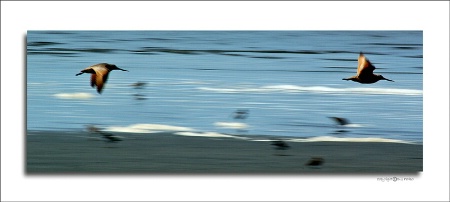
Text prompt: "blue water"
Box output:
[[26, 31, 423, 143]]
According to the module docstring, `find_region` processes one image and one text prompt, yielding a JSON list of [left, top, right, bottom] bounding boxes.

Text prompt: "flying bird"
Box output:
[[76, 63, 128, 93], [328, 117, 350, 134], [343, 53, 394, 84], [328, 117, 350, 126], [231, 109, 249, 120]]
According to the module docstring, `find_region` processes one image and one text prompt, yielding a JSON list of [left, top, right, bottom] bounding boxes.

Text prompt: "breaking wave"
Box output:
[[53, 92, 94, 99], [214, 122, 249, 129], [175, 132, 249, 140], [103, 123, 249, 140], [104, 123, 195, 133], [101, 123, 414, 144], [287, 136, 414, 144], [198, 85, 422, 96], [251, 136, 414, 144]]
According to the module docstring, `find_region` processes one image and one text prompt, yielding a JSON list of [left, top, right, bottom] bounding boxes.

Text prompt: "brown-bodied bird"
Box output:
[[76, 63, 128, 94], [343, 53, 394, 84]]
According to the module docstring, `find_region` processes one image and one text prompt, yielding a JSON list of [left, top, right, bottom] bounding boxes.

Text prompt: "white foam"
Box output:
[[251, 139, 276, 142], [287, 136, 414, 144], [104, 123, 195, 133], [198, 85, 422, 96], [214, 122, 249, 129], [53, 92, 94, 99], [175, 131, 241, 138], [344, 123, 365, 128]]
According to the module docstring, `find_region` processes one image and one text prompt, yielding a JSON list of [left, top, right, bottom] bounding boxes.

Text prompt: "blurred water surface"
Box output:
[[27, 31, 423, 143]]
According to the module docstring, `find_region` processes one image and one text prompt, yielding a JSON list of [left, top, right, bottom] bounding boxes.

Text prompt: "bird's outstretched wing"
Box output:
[[357, 53, 376, 77], [91, 67, 109, 93], [90, 74, 96, 88]]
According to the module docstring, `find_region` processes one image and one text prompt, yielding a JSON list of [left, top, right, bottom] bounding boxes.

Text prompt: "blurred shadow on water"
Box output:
[[305, 157, 325, 169], [85, 125, 122, 143], [231, 109, 249, 120], [271, 139, 292, 156], [328, 116, 352, 135], [130, 81, 148, 101]]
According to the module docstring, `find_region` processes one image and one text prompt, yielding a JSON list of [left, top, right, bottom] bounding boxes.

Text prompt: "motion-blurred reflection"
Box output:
[[328, 116, 351, 135], [231, 109, 249, 120], [131, 81, 148, 101], [85, 125, 122, 142], [305, 157, 324, 168], [271, 139, 291, 156]]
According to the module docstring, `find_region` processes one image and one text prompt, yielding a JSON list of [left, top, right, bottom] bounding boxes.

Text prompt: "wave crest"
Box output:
[[214, 122, 249, 129], [198, 85, 422, 96], [287, 136, 414, 144], [104, 123, 195, 133], [53, 92, 94, 99]]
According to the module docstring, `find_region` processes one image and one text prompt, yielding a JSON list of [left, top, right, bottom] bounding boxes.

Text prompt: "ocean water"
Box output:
[[26, 31, 423, 144]]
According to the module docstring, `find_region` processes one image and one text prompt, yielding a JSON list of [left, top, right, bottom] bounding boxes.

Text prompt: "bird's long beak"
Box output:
[[384, 78, 394, 82], [119, 68, 129, 72]]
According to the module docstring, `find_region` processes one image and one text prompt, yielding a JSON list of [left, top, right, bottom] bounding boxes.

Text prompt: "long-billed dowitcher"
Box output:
[[76, 63, 128, 94], [343, 53, 394, 84]]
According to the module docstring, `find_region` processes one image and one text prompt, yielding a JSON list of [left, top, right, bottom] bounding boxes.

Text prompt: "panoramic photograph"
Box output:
[[26, 31, 423, 173]]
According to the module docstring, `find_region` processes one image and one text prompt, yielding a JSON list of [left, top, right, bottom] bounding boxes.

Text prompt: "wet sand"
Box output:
[[26, 131, 422, 174]]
